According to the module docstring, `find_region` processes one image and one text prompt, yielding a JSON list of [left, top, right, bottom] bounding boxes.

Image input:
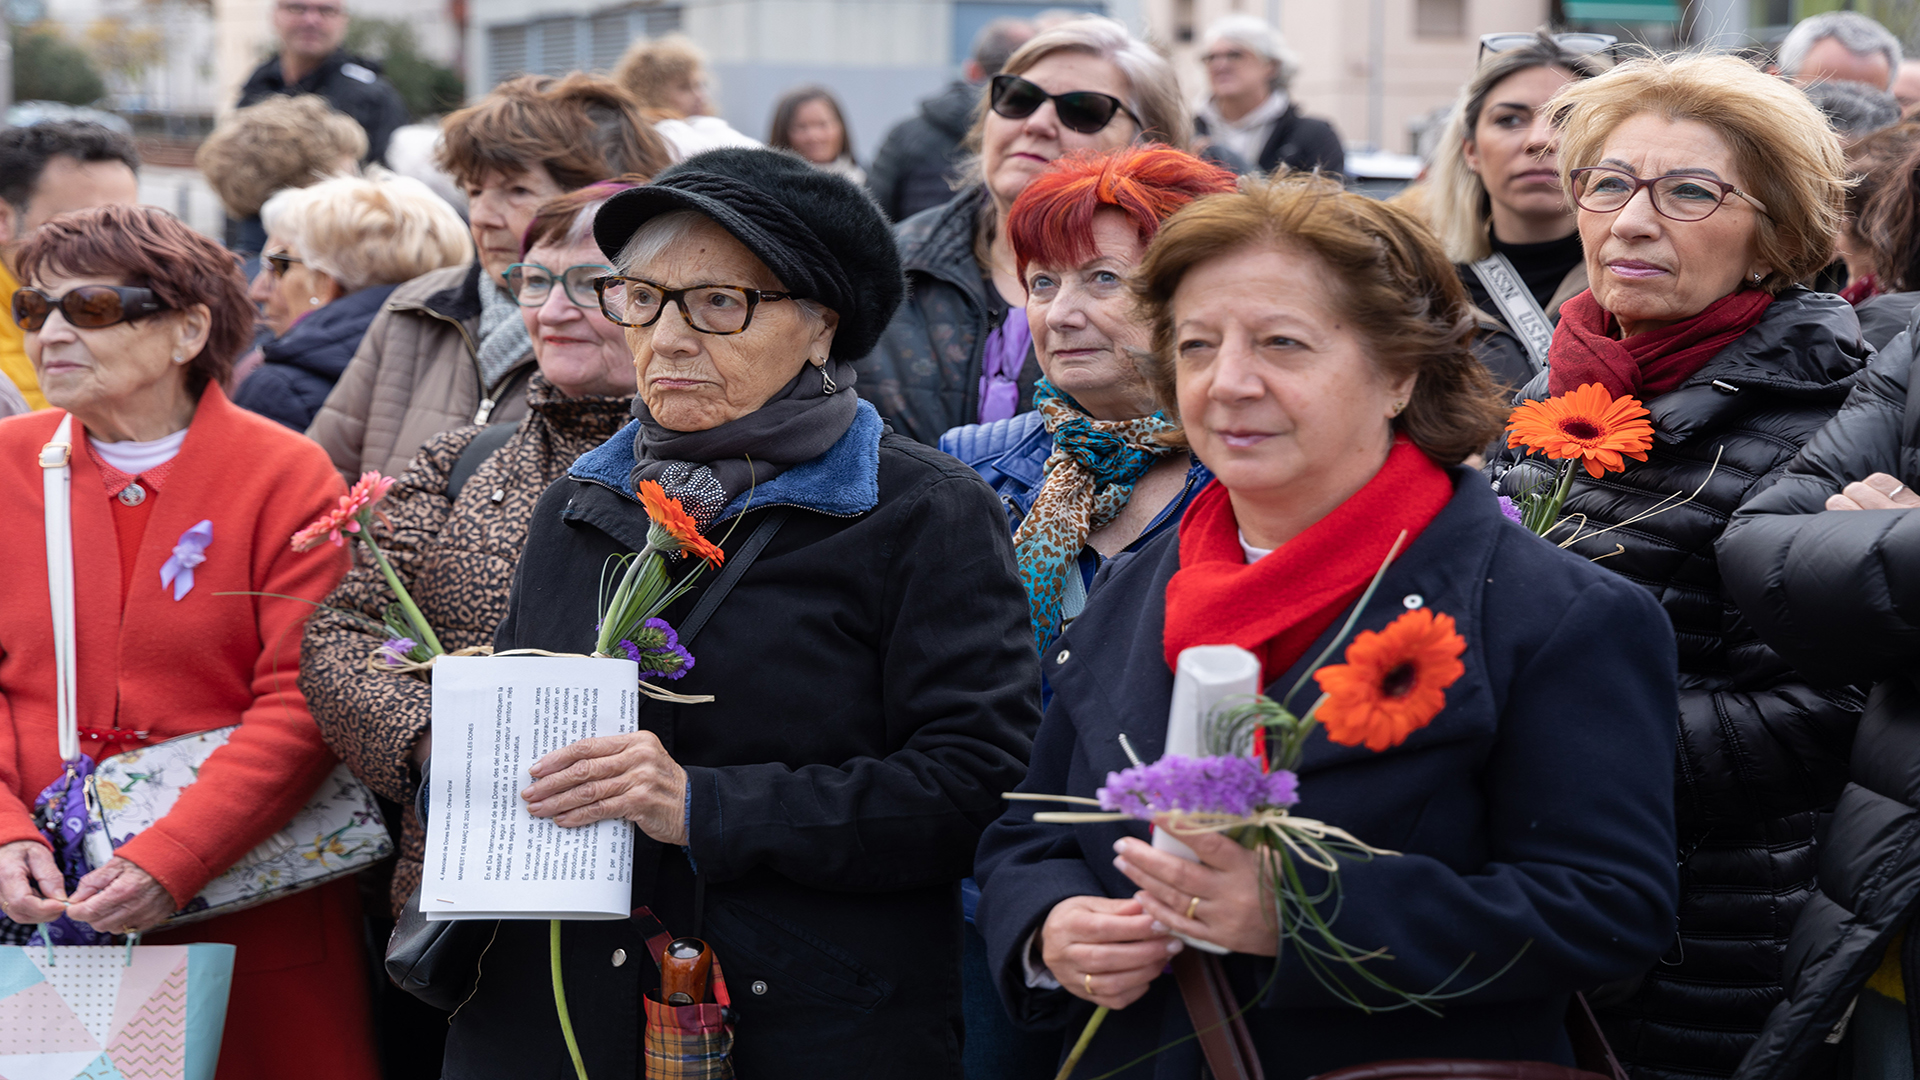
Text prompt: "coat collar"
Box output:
[[567, 397, 884, 522], [1049, 466, 1504, 785], [897, 186, 991, 294]]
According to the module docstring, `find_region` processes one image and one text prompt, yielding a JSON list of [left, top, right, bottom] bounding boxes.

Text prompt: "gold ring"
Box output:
[[1185, 895, 1201, 920], [1084, 972, 1094, 995]]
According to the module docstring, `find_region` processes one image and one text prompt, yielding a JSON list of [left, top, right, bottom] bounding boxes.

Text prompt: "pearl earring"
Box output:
[[309, 296, 322, 306], [170, 353, 186, 365]]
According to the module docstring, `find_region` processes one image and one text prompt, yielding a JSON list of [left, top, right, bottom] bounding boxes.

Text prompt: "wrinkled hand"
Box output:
[[1041, 894, 1181, 1010], [0, 840, 68, 925], [522, 731, 687, 844], [65, 857, 176, 935], [1115, 829, 1280, 958], [1827, 473, 1920, 511]]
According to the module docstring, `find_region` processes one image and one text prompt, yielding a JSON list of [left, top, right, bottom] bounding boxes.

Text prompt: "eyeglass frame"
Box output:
[[1568, 165, 1772, 222], [11, 285, 169, 332], [505, 262, 614, 309], [263, 251, 306, 278], [1477, 32, 1617, 64], [592, 275, 794, 335], [988, 74, 1143, 136]]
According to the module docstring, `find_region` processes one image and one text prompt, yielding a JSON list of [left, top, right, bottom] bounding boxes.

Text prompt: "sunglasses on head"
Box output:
[[990, 74, 1142, 135], [1477, 31, 1617, 64], [11, 286, 169, 332]]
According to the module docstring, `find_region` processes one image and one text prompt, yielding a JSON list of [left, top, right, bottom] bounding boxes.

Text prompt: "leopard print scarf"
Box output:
[[1011, 380, 1180, 653]]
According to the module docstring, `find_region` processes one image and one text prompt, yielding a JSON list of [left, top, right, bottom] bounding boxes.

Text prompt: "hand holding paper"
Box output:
[[523, 730, 689, 844]]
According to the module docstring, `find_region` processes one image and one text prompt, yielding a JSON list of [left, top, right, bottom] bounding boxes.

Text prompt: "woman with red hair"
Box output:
[[940, 143, 1235, 1078]]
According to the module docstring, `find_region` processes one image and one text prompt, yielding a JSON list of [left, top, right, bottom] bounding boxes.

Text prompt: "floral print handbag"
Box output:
[[81, 726, 392, 926]]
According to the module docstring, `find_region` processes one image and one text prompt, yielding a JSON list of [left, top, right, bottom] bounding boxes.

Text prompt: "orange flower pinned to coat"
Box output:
[[292, 471, 396, 551], [1506, 383, 1654, 479], [637, 480, 726, 568], [1313, 608, 1466, 752]]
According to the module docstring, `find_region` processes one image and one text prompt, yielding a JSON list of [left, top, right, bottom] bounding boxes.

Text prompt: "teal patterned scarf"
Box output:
[[1011, 379, 1181, 653]]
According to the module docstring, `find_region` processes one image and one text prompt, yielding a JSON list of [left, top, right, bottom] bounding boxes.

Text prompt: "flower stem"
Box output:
[[551, 920, 590, 1080], [360, 526, 444, 655], [1055, 1005, 1109, 1080]]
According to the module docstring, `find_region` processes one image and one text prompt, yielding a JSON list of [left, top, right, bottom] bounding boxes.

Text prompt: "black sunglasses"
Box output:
[[990, 74, 1142, 136], [11, 286, 169, 332]]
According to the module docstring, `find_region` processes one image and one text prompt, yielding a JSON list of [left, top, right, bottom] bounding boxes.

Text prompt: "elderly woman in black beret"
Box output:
[[437, 148, 1042, 1077]]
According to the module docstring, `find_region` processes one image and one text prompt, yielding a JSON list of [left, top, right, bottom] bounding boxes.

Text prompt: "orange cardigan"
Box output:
[[0, 384, 349, 905]]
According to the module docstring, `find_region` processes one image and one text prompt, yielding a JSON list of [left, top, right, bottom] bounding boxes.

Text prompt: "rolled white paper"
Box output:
[[1153, 644, 1262, 954]]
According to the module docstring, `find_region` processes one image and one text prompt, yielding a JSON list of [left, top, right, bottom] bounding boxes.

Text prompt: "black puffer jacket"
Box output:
[[1489, 287, 1870, 1080], [1719, 324, 1920, 1080], [863, 187, 1041, 445]]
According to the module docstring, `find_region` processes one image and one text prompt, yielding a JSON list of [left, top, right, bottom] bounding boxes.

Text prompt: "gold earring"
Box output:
[[1392, 400, 1406, 416]]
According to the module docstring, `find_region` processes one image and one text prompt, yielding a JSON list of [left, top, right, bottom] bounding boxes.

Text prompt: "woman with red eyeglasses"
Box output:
[[864, 15, 1192, 446], [0, 204, 376, 1079]]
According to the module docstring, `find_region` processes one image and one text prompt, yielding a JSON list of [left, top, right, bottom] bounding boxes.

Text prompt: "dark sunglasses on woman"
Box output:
[[11, 286, 169, 331], [989, 74, 1142, 135]]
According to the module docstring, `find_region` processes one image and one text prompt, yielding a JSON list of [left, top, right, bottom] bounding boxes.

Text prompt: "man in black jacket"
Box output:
[[1193, 13, 1344, 178], [237, 0, 410, 166], [866, 17, 1033, 222]]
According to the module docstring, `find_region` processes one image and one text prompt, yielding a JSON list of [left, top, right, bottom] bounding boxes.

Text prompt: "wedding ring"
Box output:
[[1186, 895, 1201, 920], [1893, 483, 1908, 498], [1084, 972, 1094, 995]]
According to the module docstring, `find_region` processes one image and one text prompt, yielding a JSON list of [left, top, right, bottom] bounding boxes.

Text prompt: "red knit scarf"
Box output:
[[1163, 440, 1454, 684], [1547, 287, 1773, 400]]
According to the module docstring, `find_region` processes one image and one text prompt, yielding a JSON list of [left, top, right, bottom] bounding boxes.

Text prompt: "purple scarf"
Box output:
[[978, 309, 1031, 425]]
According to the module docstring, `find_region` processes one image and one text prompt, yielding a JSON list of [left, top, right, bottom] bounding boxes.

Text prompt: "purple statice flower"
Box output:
[[1096, 755, 1300, 820], [1497, 495, 1524, 526], [376, 637, 418, 667], [619, 618, 696, 681]]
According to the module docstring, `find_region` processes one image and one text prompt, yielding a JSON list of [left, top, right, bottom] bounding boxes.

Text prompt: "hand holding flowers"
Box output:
[[1041, 894, 1178, 1010]]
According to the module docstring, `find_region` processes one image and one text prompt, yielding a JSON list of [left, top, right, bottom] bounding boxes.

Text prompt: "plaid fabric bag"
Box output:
[[635, 908, 735, 1080]]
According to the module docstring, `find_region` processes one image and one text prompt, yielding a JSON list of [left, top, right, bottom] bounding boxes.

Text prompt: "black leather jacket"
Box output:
[[1489, 287, 1871, 1080], [1721, 317, 1920, 1080]]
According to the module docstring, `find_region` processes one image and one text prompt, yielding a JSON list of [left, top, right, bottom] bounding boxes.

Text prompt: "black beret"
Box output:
[[594, 148, 906, 361]]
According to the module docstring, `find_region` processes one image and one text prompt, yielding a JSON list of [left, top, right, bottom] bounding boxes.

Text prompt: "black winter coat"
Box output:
[[232, 283, 397, 432], [1194, 104, 1346, 176], [1719, 328, 1920, 1080], [976, 470, 1681, 1080], [1489, 287, 1870, 1080], [866, 81, 979, 223], [864, 187, 1042, 445], [440, 400, 1043, 1078], [237, 50, 410, 165]]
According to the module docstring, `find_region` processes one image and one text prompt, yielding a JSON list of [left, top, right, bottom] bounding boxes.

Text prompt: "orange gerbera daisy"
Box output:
[[1312, 608, 1466, 752], [291, 471, 396, 551], [637, 480, 726, 567], [1506, 383, 1654, 479]]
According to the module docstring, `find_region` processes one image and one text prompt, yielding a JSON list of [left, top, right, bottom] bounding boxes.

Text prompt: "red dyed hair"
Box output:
[[17, 204, 253, 395], [1007, 145, 1238, 280]]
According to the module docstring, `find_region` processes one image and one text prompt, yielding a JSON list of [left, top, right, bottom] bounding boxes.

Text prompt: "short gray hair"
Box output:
[[1804, 78, 1902, 140], [1202, 14, 1300, 91], [1779, 12, 1902, 90]]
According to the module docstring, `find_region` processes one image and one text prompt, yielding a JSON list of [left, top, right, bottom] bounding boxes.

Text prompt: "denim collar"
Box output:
[[568, 398, 884, 521]]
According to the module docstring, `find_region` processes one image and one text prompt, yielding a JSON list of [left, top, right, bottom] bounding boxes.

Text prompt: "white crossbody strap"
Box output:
[[40, 414, 77, 761], [1469, 253, 1555, 376]]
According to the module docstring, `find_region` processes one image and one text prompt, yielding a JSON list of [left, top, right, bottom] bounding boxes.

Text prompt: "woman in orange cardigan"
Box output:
[[0, 205, 375, 1078]]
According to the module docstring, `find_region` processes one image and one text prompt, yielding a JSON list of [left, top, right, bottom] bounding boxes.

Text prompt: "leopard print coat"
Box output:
[[298, 376, 634, 915]]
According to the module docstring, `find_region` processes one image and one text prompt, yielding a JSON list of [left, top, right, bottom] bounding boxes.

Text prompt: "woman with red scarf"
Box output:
[[975, 174, 1682, 1079], [1489, 53, 1869, 1080]]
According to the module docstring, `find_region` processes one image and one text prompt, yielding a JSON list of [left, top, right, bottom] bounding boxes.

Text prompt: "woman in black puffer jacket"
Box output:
[[1488, 55, 1868, 1080], [1719, 322, 1920, 1080]]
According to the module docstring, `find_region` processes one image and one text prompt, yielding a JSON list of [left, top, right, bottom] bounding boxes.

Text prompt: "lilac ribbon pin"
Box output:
[[160, 519, 213, 600]]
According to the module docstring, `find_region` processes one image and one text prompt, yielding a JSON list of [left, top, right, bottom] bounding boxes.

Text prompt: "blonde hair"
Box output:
[[1551, 52, 1846, 293], [1427, 33, 1607, 263], [614, 34, 706, 121], [194, 95, 366, 218], [261, 172, 470, 293]]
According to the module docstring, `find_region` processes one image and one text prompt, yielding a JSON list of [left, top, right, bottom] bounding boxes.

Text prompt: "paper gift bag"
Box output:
[[0, 942, 235, 1080]]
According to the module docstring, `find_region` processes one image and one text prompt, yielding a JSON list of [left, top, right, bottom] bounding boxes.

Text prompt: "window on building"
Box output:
[[487, 2, 683, 86], [1414, 0, 1465, 38]]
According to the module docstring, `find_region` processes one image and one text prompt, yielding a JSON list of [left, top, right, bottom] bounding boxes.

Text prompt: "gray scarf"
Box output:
[[475, 276, 532, 390], [628, 358, 859, 525]]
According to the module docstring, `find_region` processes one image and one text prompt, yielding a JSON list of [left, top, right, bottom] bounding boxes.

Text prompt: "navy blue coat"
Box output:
[[974, 469, 1682, 1080], [233, 283, 397, 432]]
